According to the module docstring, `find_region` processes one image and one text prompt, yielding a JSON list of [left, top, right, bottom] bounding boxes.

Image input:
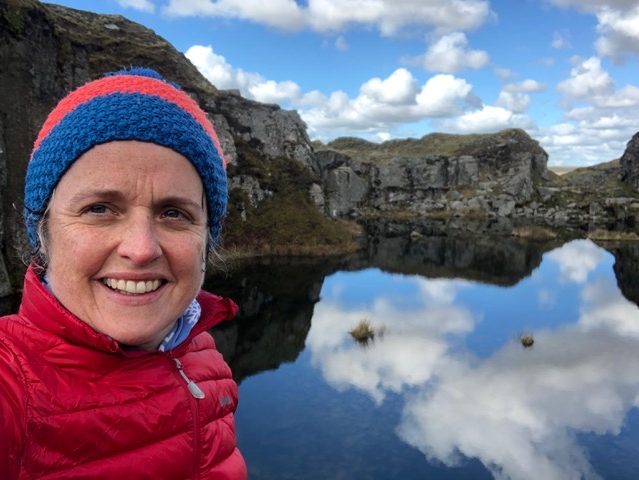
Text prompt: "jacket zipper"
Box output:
[[171, 357, 204, 479], [174, 358, 205, 399]]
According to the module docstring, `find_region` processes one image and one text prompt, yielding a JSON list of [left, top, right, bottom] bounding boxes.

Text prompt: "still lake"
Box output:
[[207, 234, 639, 480]]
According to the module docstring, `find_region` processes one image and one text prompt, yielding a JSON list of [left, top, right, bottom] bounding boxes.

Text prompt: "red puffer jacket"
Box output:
[[0, 267, 247, 480]]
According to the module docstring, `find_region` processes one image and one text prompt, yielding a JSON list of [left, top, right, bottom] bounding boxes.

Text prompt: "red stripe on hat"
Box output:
[[32, 75, 226, 165]]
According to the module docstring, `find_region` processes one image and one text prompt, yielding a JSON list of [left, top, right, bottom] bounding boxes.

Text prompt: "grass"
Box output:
[[587, 229, 639, 241], [520, 334, 534, 348], [349, 318, 386, 345], [324, 128, 537, 165], [511, 226, 558, 240], [223, 145, 361, 256]]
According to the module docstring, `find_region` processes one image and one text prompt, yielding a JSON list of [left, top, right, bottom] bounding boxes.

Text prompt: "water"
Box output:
[[207, 236, 639, 480]]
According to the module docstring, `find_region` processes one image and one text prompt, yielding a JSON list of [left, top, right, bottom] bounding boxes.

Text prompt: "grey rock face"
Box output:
[[313, 129, 548, 218], [214, 92, 313, 168], [325, 165, 369, 217], [620, 132, 639, 190]]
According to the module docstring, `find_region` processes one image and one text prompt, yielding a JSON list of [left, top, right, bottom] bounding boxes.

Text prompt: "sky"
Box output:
[[49, 0, 639, 167]]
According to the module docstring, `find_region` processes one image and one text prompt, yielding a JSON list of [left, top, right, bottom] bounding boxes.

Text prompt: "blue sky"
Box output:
[[50, 0, 639, 166]]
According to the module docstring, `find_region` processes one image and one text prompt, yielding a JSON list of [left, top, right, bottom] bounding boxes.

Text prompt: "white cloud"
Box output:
[[300, 72, 476, 136], [496, 81, 545, 114], [186, 46, 480, 136], [579, 277, 639, 337], [360, 68, 418, 105], [116, 0, 155, 12], [164, 0, 305, 30], [416, 32, 489, 73], [397, 324, 639, 480], [496, 91, 530, 113], [551, 30, 571, 49], [334, 35, 349, 51], [306, 277, 476, 403], [440, 105, 531, 134], [546, 240, 605, 284], [550, 1, 639, 62], [538, 288, 556, 308], [494, 66, 514, 80], [538, 54, 639, 165], [414, 74, 474, 116], [248, 80, 302, 104], [556, 57, 614, 99], [164, 0, 491, 35], [543, 56, 639, 164], [185, 44, 238, 89], [376, 131, 392, 142], [185, 44, 302, 104], [595, 6, 639, 62]]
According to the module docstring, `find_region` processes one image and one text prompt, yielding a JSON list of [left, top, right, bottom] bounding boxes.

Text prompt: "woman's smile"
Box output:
[[101, 278, 164, 295]]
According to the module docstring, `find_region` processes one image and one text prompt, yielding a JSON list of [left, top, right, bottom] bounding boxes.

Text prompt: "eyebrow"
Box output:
[[67, 190, 205, 212], [68, 189, 124, 205], [160, 196, 206, 212]]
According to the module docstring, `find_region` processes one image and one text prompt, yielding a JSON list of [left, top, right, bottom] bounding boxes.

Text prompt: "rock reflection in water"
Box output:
[[208, 229, 561, 384], [206, 257, 341, 383]]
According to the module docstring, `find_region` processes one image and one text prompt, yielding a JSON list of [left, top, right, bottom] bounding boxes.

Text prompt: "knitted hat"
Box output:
[[24, 67, 227, 249]]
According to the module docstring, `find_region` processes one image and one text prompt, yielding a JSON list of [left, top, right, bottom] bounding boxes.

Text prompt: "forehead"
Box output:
[[55, 141, 203, 198]]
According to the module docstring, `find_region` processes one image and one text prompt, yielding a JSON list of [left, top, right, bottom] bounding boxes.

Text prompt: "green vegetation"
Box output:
[[223, 144, 360, 256], [325, 128, 536, 164], [511, 226, 557, 240], [588, 229, 639, 241], [1, 0, 30, 36]]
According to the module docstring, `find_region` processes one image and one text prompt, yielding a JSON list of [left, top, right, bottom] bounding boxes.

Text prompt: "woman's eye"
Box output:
[[84, 204, 110, 215], [162, 209, 188, 220]]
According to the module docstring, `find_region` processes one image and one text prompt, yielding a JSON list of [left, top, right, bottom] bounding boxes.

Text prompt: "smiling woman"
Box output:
[[0, 68, 247, 479]]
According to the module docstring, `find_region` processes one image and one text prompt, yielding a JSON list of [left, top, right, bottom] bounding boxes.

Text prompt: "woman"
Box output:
[[0, 68, 247, 479]]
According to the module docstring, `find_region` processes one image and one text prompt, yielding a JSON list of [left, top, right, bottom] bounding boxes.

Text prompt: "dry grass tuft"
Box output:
[[349, 318, 379, 345], [520, 334, 534, 348]]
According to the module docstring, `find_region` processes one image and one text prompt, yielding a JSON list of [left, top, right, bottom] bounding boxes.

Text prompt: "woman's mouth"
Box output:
[[102, 278, 164, 295]]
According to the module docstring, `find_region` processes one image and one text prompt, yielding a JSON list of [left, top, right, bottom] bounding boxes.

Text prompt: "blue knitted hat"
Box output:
[[25, 67, 227, 249]]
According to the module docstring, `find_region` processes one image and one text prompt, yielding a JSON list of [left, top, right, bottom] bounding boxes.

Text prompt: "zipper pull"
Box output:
[[174, 358, 205, 399]]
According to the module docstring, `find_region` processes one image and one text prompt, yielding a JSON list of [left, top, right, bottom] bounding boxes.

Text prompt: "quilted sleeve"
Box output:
[[0, 335, 26, 480]]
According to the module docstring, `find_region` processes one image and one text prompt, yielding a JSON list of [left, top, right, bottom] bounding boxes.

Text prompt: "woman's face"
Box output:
[[46, 141, 208, 350]]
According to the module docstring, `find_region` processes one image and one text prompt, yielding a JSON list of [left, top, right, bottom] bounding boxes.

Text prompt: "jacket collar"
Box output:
[[18, 265, 239, 354]]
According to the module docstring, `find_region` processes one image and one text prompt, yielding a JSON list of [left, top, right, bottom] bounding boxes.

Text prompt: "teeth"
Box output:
[[103, 278, 162, 294]]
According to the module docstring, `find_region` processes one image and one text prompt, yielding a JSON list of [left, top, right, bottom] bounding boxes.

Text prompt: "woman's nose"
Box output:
[[116, 213, 162, 265]]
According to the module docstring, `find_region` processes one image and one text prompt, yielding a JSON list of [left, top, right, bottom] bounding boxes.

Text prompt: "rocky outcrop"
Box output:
[[620, 132, 639, 190], [0, 0, 325, 295], [313, 129, 639, 234], [215, 91, 313, 169], [312, 129, 548, 218]]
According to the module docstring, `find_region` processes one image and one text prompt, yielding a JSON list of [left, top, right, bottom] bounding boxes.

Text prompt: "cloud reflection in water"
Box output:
[[307, 241, 639, 480]]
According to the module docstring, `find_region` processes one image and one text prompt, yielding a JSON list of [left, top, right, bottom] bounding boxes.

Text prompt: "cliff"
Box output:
[[312, 129, 547, 218], [312, 129, 639, 233], [0, 0, 356, 296]]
